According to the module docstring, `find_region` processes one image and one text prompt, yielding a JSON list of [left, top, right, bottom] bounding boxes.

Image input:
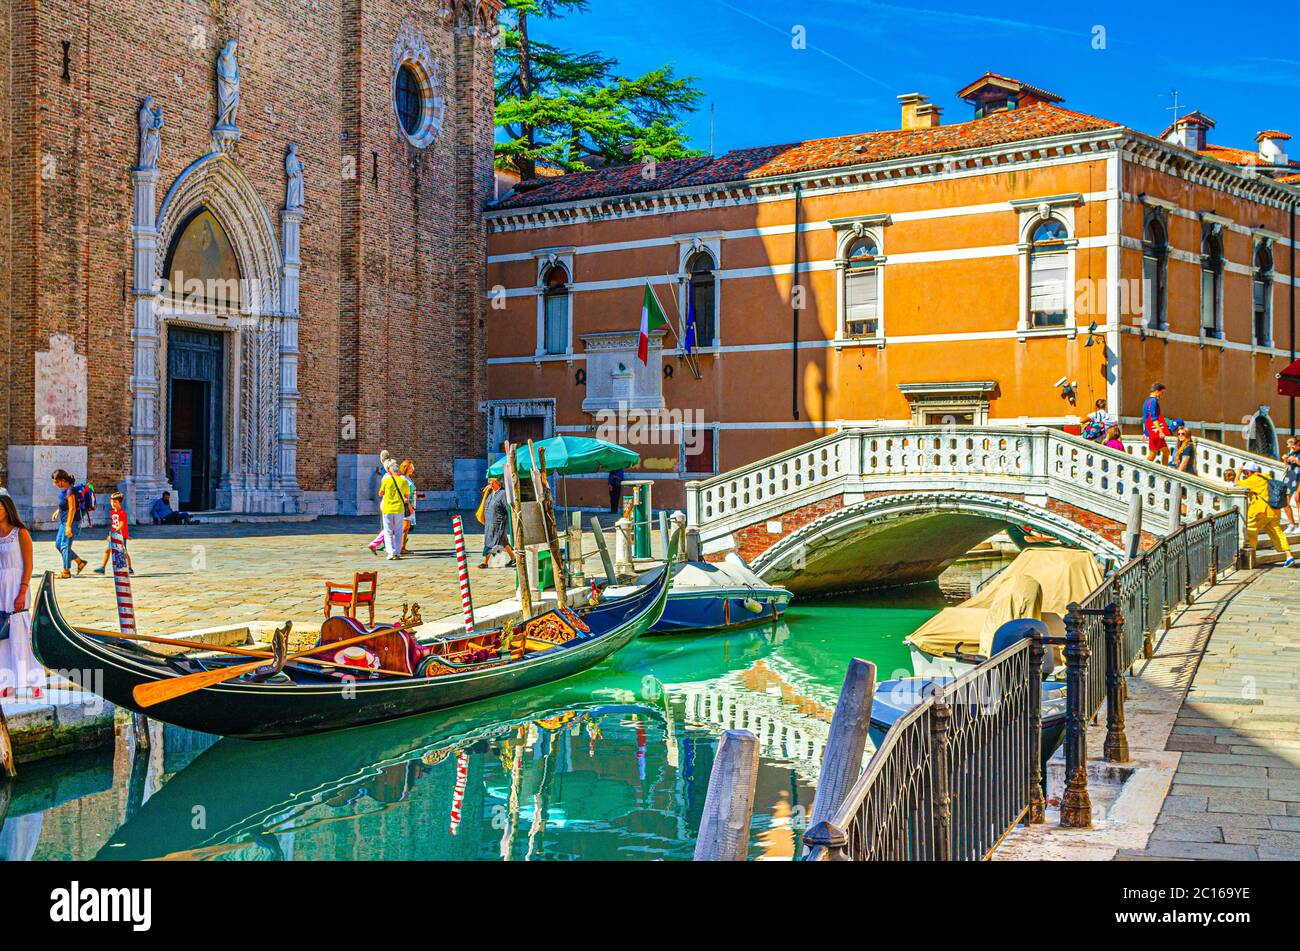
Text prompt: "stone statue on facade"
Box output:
[[136, 97, 163, 171], [214, 39, 241, 135], [285, 144, 304, 210]]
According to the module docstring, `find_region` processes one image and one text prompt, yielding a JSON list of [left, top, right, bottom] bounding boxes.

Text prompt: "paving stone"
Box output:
[[1159, 794, 1208, 815], [1131, 840, 1258, 860], [1148, 821, 1224, 843]]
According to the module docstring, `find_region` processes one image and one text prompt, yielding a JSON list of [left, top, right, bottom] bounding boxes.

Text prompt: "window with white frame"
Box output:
[[1141, 214, 1169, 331], [685, 250, 717, 347], [1200, 227, 1224, 339], [844, 235, 882, 338], [1028, 218, 1069, 327], [542, 263, 570, 355], [1253, 241, 1273, 347]]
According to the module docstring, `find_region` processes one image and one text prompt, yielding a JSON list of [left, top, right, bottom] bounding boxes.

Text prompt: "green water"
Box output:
[[2, 587, 949, 862]]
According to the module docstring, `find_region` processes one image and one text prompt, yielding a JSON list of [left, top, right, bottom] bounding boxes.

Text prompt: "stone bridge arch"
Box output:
[[752, 490, 1123, 596]]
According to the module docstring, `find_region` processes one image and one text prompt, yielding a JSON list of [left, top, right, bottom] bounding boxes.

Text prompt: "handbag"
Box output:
[[474, 487, 489, 525], [0, 610, 11, 642]]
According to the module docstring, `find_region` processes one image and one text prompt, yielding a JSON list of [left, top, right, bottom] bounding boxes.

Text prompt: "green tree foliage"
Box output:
[[495, 0, 705, 178]]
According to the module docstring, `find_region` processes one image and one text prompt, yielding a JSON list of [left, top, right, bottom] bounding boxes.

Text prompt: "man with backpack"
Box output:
[[49, 469, 89, 578], [1239, 461, 1295, 567]]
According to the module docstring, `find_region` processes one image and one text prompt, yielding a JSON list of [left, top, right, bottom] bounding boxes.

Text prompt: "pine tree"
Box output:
[[495, 0, 705, 178]]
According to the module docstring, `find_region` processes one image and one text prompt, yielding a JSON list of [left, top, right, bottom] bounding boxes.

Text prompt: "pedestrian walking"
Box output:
[[369, 459, 418, 555], [50, 469, 87, 579], [478, 476, 514, 569], [0, 487, 43, 700], [1239, 461, 1294, 567], [1104, 425, 1124, 452], [1082, 398, 1116, 443], [608, 468, 625, 514], [93, 492, 134, 575], [1141, 382, 1171, 466], [1281, 436, 1300, 529], [377, 460, 410, 560]]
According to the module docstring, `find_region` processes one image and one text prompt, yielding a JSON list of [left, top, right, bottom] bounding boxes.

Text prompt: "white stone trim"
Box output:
[[675, 235, 722, 349]]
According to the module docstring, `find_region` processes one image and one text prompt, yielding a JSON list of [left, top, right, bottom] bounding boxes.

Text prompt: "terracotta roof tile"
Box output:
[[491, 103, 1118, 210]]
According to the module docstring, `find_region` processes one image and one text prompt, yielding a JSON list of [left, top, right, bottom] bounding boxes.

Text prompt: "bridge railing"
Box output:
[[686, 426, 1249, 549], [1118, 434, 1284, 482], [803, 507, 1242, 861]]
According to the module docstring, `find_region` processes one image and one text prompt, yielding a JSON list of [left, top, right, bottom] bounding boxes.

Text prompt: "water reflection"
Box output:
[[2, 585, 946, 861]]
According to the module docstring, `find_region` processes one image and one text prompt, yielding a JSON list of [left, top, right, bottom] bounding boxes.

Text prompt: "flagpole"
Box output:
[[647, 279, 681, 346]]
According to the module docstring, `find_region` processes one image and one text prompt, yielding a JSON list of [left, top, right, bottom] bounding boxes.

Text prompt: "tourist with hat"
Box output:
[[1239, 461, 1294, 567]]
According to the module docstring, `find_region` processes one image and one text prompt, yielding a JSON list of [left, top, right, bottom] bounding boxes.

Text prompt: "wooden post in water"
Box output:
[[802, 658, 876, 858], [503, 443, 533, 618], [530, 443, 568, 609], [694, 729, 759, 861], [0, 701, 16, 779], [589, 515, 616, 583], [1122, 489, 1143, 561]]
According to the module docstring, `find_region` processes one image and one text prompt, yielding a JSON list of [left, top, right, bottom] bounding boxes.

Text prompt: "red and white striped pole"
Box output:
[[449, 750, 468, 835], [109, 531, 136, 638], [450, 515, 474, 635]]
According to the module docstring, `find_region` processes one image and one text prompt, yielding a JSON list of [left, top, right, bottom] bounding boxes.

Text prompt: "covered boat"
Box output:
[[30, 560, 670, 740], [604, 553, 790, 634], [905, 546, 1104, 677]]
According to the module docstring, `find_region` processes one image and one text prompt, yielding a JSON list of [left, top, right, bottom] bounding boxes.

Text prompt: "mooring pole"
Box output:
[[1102, 602, 1130, 763], [803, 658, 876, 858], [1122, 489, 1143, 560], [1060, 603, 1093, 829], [694, 729, 759, 861]]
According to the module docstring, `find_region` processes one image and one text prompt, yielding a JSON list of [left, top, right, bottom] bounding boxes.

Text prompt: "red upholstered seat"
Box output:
[[323, 571, 378, 626]]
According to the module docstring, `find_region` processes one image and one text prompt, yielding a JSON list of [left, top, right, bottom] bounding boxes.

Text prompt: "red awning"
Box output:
[[1279, 358, 1300, 398]]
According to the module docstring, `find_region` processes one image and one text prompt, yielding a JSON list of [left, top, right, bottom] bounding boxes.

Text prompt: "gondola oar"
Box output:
[[132, 622, 418, 708]]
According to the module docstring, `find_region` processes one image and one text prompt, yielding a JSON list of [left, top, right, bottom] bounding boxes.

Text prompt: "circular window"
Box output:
[[391, 58, 444, 148], [395, 64, 423, 137]]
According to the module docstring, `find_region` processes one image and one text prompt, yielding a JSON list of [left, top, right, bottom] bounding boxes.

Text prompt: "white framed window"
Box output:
[[532, 249, 575, 360], [1011, 195, 1080, 339], [1141, 212, 1169, 331], [1253, 240, 1274, 348], [830, 215, 890, 347], [674, 234, 722, 350], [1200, 225, 1224, 340]]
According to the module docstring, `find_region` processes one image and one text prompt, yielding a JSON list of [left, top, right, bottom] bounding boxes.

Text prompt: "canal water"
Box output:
[[1, 563, 1005, 862]]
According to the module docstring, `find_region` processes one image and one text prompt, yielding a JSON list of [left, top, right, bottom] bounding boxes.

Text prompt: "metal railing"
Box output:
[[804, 508, 1242, 861]]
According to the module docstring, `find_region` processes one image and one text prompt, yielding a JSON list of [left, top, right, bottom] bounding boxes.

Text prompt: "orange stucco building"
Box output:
[[484, 73, 1299, 509]]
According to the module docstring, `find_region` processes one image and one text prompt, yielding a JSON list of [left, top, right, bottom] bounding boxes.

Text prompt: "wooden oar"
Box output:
[[132, 624, 419, 708]]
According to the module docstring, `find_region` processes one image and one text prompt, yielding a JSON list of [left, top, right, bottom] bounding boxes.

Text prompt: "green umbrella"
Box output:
[[486, 435, 639, 479]]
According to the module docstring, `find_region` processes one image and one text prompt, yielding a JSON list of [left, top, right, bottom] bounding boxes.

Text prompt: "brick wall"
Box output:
[[1, 0, 499, 500]]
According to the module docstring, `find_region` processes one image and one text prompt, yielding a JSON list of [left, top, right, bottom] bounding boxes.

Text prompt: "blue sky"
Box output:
[[540, 0, 1300, 156]]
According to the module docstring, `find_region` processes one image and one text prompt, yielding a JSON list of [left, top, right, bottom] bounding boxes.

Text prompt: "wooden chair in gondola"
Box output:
[[323, 571, 378, 626]]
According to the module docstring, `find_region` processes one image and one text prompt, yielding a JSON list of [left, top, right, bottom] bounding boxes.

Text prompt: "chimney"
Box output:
[[1163, 112, 1215, 152], [898, 93, 940, 130], [1256, 130, 1291, 166]]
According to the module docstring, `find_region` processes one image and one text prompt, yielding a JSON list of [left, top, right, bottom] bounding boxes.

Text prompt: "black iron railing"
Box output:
[[804, 509, 1241, 860]]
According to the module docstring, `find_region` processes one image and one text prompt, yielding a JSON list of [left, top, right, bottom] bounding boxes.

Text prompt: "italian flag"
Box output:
[[637, 281, 669, 365]]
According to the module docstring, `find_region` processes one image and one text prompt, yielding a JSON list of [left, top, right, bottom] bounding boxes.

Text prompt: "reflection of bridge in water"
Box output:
[[670, 658, 846, 784], [686, 426, 1260, 595]]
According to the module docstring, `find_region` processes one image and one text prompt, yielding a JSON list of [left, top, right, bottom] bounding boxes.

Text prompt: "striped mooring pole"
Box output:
[[109, 531, 136, 637], [449, 750, 468, 835], [450, 515, 474, 635]]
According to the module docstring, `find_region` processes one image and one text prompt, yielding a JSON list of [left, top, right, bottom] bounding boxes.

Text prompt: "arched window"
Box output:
[[1028, 218, 1069, 327], [163, 207, 242, 311], [1201, 229, 1224, 338], [1253, 242, 1273, 347], [542, 264, 570, 355], [844, 235, 881, 338], [686, 250, 717, 347], [1142, 216, 1168, 330]]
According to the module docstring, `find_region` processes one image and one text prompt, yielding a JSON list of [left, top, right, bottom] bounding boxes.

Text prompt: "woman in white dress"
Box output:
[[0, 488, 43, 700]]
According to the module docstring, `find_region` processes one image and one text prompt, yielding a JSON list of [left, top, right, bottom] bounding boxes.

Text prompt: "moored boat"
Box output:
[[605, 553, 791, 635], [30, 559, 671, 741]]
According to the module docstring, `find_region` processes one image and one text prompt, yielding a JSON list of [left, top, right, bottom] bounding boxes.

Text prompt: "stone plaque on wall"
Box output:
[[34, 333, 88, 430]]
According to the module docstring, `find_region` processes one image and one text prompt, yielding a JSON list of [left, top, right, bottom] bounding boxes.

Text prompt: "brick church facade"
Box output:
[[0, 0, 500, 525]]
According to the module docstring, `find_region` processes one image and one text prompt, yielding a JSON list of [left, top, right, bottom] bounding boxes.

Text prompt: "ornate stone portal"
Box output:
[[124, 42, 303, 516]]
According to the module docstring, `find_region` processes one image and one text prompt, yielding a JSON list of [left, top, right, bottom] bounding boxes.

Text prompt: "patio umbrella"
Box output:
[[486, 436, 639, 479]]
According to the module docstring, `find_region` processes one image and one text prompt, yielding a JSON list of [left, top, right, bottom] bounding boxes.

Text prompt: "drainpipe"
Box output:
[[792, 182, 802, 421], [1290, 196, 1296, 437]]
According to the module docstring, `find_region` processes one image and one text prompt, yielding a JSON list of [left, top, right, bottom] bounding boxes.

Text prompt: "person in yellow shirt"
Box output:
[[378, 461, 411, 560], [1239, 462, 1295, 568]]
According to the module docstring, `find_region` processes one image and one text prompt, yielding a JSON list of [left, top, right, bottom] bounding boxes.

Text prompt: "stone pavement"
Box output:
[[1115, 568, 1300, 860], [25, 514, 524, 638]]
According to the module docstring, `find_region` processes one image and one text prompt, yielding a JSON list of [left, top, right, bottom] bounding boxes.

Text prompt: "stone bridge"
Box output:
[[684, 427, 1259, 596]]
